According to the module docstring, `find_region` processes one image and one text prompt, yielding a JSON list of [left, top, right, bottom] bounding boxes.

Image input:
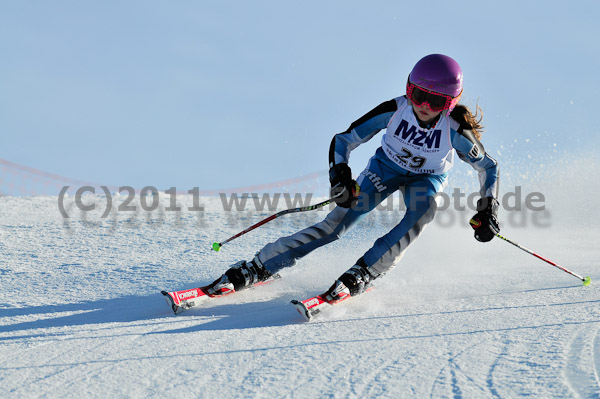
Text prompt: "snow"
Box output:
[[1, 167, 600, 398]]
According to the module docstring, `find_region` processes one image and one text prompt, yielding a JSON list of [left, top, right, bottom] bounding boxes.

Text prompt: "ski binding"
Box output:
[[161, 274, 280, 315], [291, 286, 373, 321]]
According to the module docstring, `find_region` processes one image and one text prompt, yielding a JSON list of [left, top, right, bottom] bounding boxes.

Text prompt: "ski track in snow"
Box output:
[[1, 191, 600, 398]]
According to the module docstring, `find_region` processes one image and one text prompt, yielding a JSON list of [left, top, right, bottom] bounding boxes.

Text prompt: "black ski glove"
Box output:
[[329, 163, 359, 208], [470, 197, 500, 242]]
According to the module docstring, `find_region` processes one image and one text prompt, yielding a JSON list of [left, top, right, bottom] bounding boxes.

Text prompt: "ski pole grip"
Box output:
[[469, 218, 481, 229]]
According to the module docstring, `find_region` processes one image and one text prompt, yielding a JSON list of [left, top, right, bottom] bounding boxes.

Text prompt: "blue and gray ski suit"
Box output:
[[257, 96, 499, 277]]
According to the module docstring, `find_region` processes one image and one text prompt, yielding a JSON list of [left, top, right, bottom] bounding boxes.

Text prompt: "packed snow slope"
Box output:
[[1, 158, 600, 398]]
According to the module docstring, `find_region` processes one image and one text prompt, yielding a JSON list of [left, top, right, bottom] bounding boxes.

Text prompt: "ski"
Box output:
[[291, 286, 373, 321], [161, 286, 210, 314], [161, 274, 280, 315]]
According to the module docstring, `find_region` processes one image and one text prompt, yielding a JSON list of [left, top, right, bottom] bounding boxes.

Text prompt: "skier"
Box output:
[[207, 54, 500, 303]]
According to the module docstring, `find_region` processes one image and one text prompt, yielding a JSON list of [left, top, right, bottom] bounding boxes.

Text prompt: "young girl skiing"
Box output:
[[206, 54, 500, 305]]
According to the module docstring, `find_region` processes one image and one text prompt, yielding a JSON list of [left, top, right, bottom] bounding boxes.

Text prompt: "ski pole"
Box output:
[[212, 194, 341, 252], [495, 233, 591, 286]]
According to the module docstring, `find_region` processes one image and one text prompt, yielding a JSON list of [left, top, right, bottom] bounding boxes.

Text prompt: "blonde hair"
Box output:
[[450, 104, 484, 140]]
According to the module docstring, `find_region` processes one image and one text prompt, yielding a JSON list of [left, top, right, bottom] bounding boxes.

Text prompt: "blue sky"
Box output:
[[1, 1, 598, 194]]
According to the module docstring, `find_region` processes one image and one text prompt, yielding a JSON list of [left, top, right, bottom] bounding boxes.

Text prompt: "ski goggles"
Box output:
[[406, 82, 460, 112]]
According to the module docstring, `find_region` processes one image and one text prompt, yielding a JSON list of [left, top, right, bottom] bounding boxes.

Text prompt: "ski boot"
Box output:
[[324, 262, 376, 303], [206, 256, 272, 297]]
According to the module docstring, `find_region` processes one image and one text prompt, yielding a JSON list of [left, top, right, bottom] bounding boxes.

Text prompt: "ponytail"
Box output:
[[450, 104, 484, 140]]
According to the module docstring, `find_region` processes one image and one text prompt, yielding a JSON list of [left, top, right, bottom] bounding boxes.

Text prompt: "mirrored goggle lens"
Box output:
[[410, 86, 449, 111]]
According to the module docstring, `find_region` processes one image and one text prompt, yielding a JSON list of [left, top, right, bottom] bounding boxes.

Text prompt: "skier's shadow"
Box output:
[[155, 296, 305, 334], [0, 293, 303, 340], [3, 283, 590, 338], [0, 294, 170, 340]]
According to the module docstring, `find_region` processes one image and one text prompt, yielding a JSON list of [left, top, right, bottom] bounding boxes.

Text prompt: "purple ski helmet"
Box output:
[[408, 54, 463, 98]]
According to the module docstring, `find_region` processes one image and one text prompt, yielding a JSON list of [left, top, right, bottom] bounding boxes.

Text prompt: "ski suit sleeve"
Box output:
[[451, 127, 499, 199], [329, 99, 398, 167]]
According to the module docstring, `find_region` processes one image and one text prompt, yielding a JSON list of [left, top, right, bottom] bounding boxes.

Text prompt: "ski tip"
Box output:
[[161, 290, 182, 315], [290, 299, 312, 322], [583, 276, 591, 286]]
